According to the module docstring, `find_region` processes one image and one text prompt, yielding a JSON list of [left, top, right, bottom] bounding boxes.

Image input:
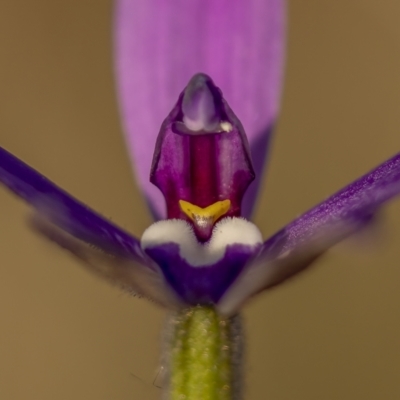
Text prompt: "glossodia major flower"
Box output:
[[1, 73, 400, 315]]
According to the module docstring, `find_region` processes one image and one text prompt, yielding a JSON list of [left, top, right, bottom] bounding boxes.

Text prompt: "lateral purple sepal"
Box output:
[[0, 147, 146, 262], [270, 152, 400, 255], [144, 243, 260, 304], [115, 0, 285, 219]]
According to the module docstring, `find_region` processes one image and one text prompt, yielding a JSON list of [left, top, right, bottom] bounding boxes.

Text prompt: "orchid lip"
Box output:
[[179, 199, 231, 242], [141, 218, 263, 304]]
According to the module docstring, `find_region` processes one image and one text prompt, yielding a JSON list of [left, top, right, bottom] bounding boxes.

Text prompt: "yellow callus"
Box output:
[[179, 199, 231, 226]]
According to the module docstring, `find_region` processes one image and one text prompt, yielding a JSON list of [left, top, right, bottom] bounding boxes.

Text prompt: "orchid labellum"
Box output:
[[1, 1, 400, 399]]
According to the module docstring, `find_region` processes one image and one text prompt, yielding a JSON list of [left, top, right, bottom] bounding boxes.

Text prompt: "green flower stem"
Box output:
[[168, 306, 240, 400]]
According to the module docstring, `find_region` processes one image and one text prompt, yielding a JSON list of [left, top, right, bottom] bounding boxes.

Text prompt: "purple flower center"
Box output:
[[150, 73, 255, 241]]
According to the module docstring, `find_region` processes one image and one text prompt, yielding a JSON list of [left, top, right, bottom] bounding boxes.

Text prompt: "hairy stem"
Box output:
[[166, 306, 242, 400]]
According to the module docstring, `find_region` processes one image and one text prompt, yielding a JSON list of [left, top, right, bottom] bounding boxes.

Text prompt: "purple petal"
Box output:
[[0, 147, 144, 261], [115, 0, 285, 219], [219, 153, 400, 314], [0, 147, 184, 307]]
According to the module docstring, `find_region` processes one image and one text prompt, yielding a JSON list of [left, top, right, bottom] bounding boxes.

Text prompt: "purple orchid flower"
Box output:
[[1, 2, 400, 397], [0, 0, 400, 317]]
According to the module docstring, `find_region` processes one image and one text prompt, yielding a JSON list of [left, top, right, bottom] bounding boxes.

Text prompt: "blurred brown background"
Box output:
[[0, 1, 400, 399]]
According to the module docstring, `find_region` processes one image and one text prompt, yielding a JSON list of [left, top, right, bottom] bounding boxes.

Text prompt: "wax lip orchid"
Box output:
[[0, 0, 400, 314], [0, 1, 400, 315], [2, 1, 400, 398], [1, 70, 400, 313]]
